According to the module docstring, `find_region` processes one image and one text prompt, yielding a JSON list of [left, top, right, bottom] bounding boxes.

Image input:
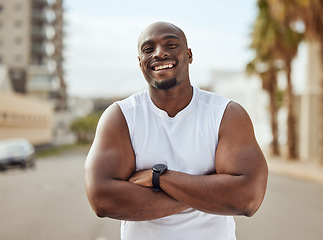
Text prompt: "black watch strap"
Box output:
[[152, 171, 161, 192], [152, 164, 167, 192]]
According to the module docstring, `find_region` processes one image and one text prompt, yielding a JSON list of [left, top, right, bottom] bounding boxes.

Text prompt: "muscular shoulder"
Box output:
[[219, 101, 255, 141], [216, 101, 266, 176], [94, 103, 130, 146], [86, 102, 135, 180]]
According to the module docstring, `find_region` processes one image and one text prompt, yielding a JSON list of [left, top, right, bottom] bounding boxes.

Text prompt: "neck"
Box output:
[[148, 81, 193, 117]]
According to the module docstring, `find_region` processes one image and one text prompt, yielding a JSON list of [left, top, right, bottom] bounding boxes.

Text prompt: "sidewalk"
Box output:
[[267, 156, 323, 185]]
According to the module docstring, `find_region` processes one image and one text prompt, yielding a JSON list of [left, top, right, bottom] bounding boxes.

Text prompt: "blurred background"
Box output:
[[0, 0, 322, 239]]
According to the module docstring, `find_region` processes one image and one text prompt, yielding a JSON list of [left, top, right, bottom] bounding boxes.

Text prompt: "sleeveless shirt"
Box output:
[[117, 86, 236, 240]]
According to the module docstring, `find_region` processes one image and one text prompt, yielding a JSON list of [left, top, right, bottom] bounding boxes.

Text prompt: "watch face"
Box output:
[[153, 164, 167, 173]]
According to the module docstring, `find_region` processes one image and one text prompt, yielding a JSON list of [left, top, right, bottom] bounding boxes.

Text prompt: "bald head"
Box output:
[[136, 21, 193, 90], [137, 22, 188, 51]]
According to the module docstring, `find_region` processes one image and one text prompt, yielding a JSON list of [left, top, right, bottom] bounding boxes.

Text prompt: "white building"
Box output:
[[209, 70, 272, 149], [208, 41, 322, 164]]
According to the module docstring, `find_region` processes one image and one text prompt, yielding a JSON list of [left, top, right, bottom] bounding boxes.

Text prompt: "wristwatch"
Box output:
[[152, 164, 167, 192]]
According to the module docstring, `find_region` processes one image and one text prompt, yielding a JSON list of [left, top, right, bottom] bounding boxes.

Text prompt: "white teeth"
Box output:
[[154, 64, 174, 71]]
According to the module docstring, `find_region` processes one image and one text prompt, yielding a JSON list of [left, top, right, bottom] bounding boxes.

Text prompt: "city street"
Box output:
[[0, 147, 120, 240], [1, 147, 323, 240]]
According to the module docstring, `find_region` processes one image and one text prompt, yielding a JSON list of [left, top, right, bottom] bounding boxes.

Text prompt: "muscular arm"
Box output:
[[84, 103, 188, 221], [130, 102, 268, 217]]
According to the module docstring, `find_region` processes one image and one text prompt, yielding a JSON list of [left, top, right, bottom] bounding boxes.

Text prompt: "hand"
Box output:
[[128, 169, 153, 188]]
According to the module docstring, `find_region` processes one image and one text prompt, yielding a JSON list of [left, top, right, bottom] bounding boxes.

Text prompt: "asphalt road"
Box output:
[[0, 147, 120, 240], [0, 147, 322, 240], [235, 172, 323, 240]]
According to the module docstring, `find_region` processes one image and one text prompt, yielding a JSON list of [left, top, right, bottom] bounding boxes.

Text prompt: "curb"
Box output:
[[268, 158, 323, 185]]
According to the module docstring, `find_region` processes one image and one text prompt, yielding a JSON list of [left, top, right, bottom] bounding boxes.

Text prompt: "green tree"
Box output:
[[70, 112, 101, 143]]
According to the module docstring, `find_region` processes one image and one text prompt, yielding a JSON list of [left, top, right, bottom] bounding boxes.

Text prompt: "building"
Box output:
[[0, 91, 53, 145], [209, 41, 322, 165], [297, 41, 321, 163], [0, 65, 12, 92], [0, 0, 68, 146], [0, 68, 53, 145], [209, 70, 272, 149], [0, 0, 66, 111]]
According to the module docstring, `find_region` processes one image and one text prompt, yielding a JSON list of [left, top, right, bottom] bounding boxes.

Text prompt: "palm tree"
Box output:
[[247, 60, 281, 156], [267, 0, 323, 161], [248, 0, 282, 156], [249, 0, 303, 158], [269, 16, 303, 159]]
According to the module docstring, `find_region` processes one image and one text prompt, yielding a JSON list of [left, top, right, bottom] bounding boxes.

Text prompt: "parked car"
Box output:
[[0, 138, 36, 170]]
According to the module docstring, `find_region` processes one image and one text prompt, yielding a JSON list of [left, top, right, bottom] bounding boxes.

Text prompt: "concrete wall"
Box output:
[[0, 65, 12, 91], [0, 91, 53, 145], [299, 41, 322, 162], [0, 0, 30, 68]]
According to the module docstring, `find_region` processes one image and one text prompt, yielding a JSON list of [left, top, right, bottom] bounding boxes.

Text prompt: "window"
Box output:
[[15, 55, 22, 62], [15, 20, 22, 28], [1, 113, 7, 120], [10, 69, 24, 79], [15, 37, 22, 44], [15, 4, 22, 11]]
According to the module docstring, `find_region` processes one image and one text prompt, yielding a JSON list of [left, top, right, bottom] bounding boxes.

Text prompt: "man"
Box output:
[[84, 22, 268, 240]]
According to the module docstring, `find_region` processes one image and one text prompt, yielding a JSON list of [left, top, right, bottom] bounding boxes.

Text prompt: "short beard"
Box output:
[[154, 78, 177, 90]]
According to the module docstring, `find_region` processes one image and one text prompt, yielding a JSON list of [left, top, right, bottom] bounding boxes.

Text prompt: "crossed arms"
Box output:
[[84, 102, 268, 221]]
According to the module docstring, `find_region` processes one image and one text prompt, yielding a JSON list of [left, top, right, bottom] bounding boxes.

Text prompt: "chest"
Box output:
[[130, 110, 218, 175]]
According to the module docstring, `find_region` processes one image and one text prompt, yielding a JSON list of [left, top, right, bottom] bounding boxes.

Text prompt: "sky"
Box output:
[[64, 0, 258, 97]]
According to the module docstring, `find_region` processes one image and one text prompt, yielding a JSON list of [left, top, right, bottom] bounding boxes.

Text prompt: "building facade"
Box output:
[[209, 41, 322, 164], [298, 41, 321, 163], [0, 91, 53, 145], [209, 70, 272, 149], [0, 0, 66, 111]]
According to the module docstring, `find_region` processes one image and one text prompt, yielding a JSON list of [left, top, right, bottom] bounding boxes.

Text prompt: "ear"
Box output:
[[138, 56, 142, 67], [187, 49, 193, 64]]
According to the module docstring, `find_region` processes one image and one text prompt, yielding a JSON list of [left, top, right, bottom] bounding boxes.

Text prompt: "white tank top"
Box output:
[[117, 86, 236, 240]]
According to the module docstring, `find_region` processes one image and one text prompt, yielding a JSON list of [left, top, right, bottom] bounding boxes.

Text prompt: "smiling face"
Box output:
[[137, 22, 193, 90]]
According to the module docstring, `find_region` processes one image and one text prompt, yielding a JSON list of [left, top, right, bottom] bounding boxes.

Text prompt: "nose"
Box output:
[[153, 46, 168, 59]]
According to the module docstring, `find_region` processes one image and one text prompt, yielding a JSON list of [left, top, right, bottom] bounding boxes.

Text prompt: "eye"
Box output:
[[142, 46, 153, 53], [167, 43, 177, 48]]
